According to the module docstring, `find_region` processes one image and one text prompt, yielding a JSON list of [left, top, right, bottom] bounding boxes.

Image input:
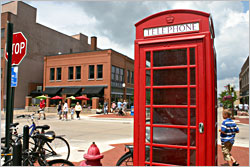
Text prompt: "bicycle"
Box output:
[[116, 145, 133, 166], [1, 113, 70, 160], [1, 131, 74, 166]]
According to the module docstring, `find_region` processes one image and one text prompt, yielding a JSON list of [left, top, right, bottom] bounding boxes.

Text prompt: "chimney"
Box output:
[[91, 36, 97, 51]]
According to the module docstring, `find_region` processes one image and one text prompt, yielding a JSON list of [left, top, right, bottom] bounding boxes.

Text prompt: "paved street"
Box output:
[[1, 111, 133, 163], [1, 108, 249, 165]]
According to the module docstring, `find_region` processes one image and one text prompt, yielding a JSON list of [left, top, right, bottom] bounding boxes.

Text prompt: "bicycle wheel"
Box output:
[[48, 159, 74, 166], [43, 136, 70, 160], [1, 137, 14, 159], [116, 152, 133, 166]]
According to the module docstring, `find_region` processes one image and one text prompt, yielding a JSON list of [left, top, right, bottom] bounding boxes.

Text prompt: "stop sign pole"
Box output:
[[5, 22, 13, 163]]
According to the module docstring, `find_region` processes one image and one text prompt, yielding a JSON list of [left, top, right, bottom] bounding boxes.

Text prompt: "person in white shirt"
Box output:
[[75, 102, 82, 120], [63, 100, 69, 121]]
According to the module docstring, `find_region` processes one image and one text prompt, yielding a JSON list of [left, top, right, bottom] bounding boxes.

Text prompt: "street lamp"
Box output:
[[122, 83, 126, 101]]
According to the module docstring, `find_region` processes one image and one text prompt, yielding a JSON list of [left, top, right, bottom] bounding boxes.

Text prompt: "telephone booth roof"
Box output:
[[135, 9, 215, 39]]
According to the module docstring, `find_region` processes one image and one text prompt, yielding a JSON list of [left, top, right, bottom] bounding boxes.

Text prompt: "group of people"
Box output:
[[110, 99, 128, 116], [57, 101, 82, 121]]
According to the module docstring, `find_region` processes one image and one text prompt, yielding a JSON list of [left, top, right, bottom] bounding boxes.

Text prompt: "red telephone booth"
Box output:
[[134, 9, 217, 166]]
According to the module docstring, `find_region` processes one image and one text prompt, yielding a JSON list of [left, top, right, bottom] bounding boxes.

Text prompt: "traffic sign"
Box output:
[[5, 32, 27, 65], [11, 66, 18, 87]]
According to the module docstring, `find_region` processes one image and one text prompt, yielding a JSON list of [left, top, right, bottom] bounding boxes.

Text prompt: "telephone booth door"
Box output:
[[134, 9, 217, 166]]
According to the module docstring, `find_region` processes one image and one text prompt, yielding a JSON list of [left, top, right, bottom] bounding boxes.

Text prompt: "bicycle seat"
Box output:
[[10, 122, 19, 128], [34, 131, 55, 142], [36, 125, 50, 131]]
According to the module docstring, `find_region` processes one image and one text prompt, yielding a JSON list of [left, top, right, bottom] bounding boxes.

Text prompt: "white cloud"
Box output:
[[218, 77, 239, 94]]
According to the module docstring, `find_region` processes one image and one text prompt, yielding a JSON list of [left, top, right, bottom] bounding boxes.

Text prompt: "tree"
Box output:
[[218, 90, 237, 109]]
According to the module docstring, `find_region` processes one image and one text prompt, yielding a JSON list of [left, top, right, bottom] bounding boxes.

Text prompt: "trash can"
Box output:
[[131, 106, 134, 116]]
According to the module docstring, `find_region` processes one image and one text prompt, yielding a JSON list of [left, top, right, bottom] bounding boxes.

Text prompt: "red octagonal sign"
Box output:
[[5, 32, 27, 65]]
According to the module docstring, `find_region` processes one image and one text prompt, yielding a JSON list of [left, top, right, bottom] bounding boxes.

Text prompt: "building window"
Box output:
[[89, 65, 94, 79], [131, 71, 134, 84], [1, 48, 4, 57], [127, 70, 130, 83], [50, 68, 55, 81], [76, 66, 81, 80], [111, 65, 124, 87], [70, 48, 73, 53], [120, 68, 124, 82], [56, 67, 61, 80], [112, 66, 115, 81], [97, 64, 103, 79], [68, 67, 74, 80], [1, 28, 5, 38]]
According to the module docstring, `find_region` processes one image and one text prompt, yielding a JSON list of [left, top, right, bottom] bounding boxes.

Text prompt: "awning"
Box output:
[[30, 90, 43, 96], [61, 87, 82, 95], [81, 87, 104, 95], [43, 87, 62, 95]]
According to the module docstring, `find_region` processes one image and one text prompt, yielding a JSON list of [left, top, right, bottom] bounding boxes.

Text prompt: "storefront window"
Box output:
[[1, 28, 5, 38], [68, 67, 74, 80], [50, 68, 55, 81], [131, 71, 134, 84], [89, 65, 94, 79]]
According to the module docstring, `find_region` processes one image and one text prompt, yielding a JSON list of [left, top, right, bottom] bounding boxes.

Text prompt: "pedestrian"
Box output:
[[111, 101, 116, 113], [38, 99, 46, 120], [62, 100, 68, 121], [117, 100, 122, 112], [70, 106, 74, 120], [104, 100, 108, 114], [57, 101, 62, 120], [219, 109, 239, 166], [75, 102, 82, 120], [123, 99, 127, 113]]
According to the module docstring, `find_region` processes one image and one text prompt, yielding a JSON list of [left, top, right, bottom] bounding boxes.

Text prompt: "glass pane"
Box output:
[[190, 108, 196, 126], [153, 88, 187, 105], [153, 108, 187, 125], [153, 49, 187, 67], [190, 68, 196, 85], [146, 108, 150, 124], [146, 126, 150, 143], [146, 70, 151, 86], [146, 89, 151, 105], [152, 147, 187, 166], [153, 127, 187, 146], [190, 88, 196, 105], [190, 129, 196, 146], [190, 150, 196, 166], [190, 48, 195, 65], [145, 145, 150, 162], [146, 52, 151, 67], [153, 69, 187, 85]]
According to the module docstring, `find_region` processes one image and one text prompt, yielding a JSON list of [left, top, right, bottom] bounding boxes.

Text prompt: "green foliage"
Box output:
[[218, 89, 237, 109]]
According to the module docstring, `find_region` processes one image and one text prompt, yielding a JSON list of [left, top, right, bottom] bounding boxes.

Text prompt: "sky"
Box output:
[[7, 1, 250, 95]]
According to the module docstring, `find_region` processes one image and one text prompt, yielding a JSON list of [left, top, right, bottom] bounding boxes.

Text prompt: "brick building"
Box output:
[[239, 56, 249, 105], [1, 1, 92, 109], [41, 37, 134, 109]]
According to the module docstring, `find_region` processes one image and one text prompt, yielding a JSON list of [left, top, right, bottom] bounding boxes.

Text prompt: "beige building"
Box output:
[[1, 1, 92, 109]]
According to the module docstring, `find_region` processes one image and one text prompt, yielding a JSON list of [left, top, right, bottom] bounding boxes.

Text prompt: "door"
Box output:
[[137, 39, 206, 166]]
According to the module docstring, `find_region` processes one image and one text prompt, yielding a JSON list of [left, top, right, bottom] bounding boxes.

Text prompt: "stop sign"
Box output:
[[5, 32, 27, 65]]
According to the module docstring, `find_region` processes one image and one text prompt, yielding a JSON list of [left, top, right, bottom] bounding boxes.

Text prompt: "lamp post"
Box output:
[[231, 84, 235, 119], [122, 83, 126, 101]]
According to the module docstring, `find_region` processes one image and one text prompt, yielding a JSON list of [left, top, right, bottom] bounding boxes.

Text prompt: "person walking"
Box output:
[[57, 101, 62, 120], [103, 100, 108, 114], [219, 109, 240, 166], [63, 100, 69, 121], [75, 102, 82, 120], [38, 99, 46, 120], [123, 99, 128, 113], [111, 101, 116, 113]]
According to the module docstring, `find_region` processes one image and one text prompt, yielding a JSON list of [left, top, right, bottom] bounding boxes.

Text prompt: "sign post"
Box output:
[[5, 22, 13, 163], [5, 29, 27, 163]]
